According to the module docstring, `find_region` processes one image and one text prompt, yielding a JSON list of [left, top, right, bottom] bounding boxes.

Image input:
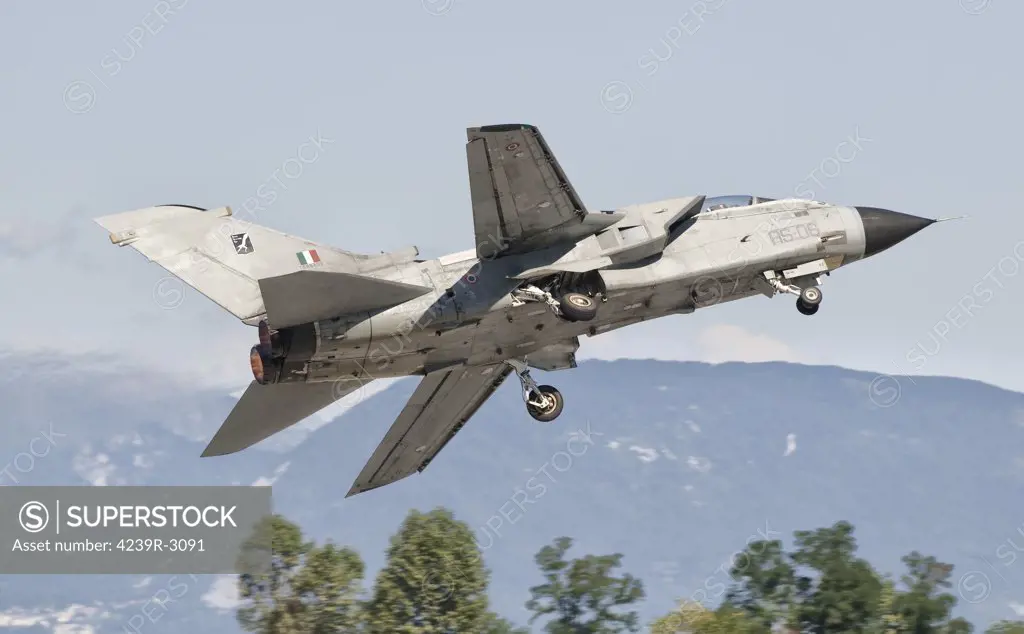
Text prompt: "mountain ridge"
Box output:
[[1, 351, 1022, 632]]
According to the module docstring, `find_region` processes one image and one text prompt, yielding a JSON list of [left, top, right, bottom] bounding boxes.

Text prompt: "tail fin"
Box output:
[[95, 204, 422, 325]]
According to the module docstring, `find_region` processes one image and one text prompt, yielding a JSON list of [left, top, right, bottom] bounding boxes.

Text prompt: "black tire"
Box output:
[[559, 292, 598, 322], [796, 299, 819, 316], [527, 385, 564, 422], [799, 286, 822, 306]]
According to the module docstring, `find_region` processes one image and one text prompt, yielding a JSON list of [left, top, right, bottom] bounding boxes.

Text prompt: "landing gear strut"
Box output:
[[764, 272, 823, 316], [506, 359, 564, 423]]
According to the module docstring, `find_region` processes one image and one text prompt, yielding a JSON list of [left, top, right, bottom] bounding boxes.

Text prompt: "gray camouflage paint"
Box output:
[[94, 124, 932, 496]]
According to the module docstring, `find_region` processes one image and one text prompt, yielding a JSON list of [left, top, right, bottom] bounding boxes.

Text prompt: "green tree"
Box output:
[[869, 577, 905, 634], [651, 600, 762, 634], [788, 521, 884, 633], [364, 507, 491, 633], [525, 536, 646, 633], [724, 538, 796, 631], [481, 611, 530, 633], [657, 520, 1001, 634], [237, 514, 365, 633], [891, 551, 972, 633]]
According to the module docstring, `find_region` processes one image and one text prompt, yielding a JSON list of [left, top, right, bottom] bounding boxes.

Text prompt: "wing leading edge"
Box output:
[[346, 363, 513, 497], [466, 124, 620, 259]]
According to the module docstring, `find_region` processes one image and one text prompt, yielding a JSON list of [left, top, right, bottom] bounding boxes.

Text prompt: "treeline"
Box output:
[[235, 508, 1022, 633]]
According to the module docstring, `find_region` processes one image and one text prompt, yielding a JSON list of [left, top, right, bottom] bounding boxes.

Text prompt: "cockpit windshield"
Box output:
[[700, 195, 776, 212], [702, 195, 752, 212]]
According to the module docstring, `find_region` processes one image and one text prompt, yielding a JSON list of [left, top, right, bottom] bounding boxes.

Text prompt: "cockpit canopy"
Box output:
[[701, 195, 777, 212]]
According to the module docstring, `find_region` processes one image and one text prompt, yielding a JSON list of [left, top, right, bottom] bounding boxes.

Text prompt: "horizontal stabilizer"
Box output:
[[202, 378, 368, 457], [258, 270, 433, 329]]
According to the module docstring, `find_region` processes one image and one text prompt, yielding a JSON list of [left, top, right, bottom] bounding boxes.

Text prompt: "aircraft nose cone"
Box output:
[[855, 207, 935, 258]]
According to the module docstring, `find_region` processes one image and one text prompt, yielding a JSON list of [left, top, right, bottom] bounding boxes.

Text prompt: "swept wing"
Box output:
[[346, 363, 513, 497], [466, 124, 620, 258]]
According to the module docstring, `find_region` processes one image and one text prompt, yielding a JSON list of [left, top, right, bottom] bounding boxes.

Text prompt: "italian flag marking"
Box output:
[[297, 249, 321, 265]]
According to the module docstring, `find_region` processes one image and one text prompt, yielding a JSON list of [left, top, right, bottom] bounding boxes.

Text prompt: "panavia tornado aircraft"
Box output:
[[95, 124, 947, 497]]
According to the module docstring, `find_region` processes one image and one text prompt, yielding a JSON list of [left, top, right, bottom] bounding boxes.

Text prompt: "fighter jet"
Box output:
[[95, 123, 943, 497]]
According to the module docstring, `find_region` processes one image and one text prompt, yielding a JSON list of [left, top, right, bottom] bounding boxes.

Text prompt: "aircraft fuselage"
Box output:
[[263, 197, 873, 387]]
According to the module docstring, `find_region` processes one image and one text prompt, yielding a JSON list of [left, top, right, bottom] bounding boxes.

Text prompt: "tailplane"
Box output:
[[95, 204, 424, 326]]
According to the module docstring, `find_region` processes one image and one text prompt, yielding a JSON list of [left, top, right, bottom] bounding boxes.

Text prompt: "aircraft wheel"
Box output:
[[799, 286, 822, 307], [796, 299, 819, 316], [559, 292, 598, 322], [527, 385, 564, 422]]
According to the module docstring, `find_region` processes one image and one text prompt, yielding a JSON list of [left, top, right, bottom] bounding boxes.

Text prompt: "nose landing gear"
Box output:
[[506, 359, 564, 423], [796, 286, 822, 315], [763, 272, 823, 316]]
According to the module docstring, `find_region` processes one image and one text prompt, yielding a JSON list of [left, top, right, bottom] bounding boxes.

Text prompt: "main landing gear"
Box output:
[[506, 359, 564, 423], [559, 292, 599, 322], [511, 285, 600, 323], [764, 273, 823, 316]]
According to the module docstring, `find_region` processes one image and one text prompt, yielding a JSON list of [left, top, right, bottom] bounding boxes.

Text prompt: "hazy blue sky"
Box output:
[[1, 0, 1021, 393]]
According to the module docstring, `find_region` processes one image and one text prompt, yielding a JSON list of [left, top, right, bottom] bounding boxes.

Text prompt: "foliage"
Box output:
[[235, 509, 530, 633], [364, 507, 491, 633], [787, 521, 884, 632], [234, 509, 1014, 634], [525, 536, 646, 633], [650, 600, 763, 634], [658, 520, 990, 634], [237, 514, 365, 633], [890, 551, 970, 633], [723, 536, 795, 631], [873, 577, 906, 633], [481, 611, 531, 633]]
